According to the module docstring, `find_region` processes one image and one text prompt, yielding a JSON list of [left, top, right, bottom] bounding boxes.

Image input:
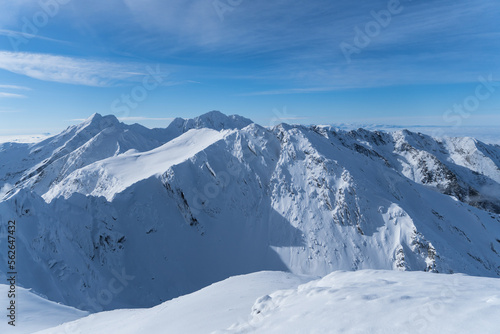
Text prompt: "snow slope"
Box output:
[[43, 128, 230, 201], [0, 111, 250, 200], [224, 270, 500, 334], [1, 112, 500, 313], [0, 284, 87, 334], [35, 270, 500, 334], [36, 271, 312, 334]]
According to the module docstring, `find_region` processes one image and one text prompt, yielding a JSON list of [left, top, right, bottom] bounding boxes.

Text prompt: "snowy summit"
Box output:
[[0, 111, 499, 333]]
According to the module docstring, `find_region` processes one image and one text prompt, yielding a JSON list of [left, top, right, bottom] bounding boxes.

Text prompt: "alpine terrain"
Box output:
[[1, 111, 500, 321]]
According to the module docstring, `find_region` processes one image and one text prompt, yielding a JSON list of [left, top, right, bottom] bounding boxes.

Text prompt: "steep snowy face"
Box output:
[[404, 132, 500, 213], [1, 113, 168, 199], [42, 128, 230, 202], [259, 125, 500, 276], [1, 113, 500, 313], [342, 128, 500, 214], [0, 111, 253, 200]]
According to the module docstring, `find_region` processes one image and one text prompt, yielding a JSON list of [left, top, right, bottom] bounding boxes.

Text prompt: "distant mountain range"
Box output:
[[1, 111, 499, 311]]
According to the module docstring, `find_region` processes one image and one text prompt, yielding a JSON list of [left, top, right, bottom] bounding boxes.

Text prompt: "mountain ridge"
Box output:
[[1, 111, 499, 312]]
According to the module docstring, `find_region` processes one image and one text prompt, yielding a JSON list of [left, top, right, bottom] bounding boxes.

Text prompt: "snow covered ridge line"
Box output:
[[166, 127, 271, 218], [42, 128, 232, 202], [1, 111, 500, 313], [33, 270, 500, 334], [221, 270, 500, 334]]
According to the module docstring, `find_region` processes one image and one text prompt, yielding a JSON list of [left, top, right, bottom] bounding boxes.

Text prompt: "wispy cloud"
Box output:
[[115, 1, 495, 54], [114, 0, 499, 89], [0, 29, 71, 46], [0, 84, 31, 90], [0, 92, 26, 98], [3, 0, 498, 90], [0, 51, 158, 87]]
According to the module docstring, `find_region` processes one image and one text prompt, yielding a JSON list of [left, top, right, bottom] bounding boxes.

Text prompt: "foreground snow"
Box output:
[[224, 270, 500, 334], [36, 271, 313, 334], [0, 284, 86, 334], [34, 270, 500, 334]]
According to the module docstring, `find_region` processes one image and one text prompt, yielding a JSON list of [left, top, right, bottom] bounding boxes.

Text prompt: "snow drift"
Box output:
[[34, 270, 500, 334]]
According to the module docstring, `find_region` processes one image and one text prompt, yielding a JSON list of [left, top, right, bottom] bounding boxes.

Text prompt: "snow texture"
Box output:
[[0, 283, 86, 334], [34, 270, 500, 334]]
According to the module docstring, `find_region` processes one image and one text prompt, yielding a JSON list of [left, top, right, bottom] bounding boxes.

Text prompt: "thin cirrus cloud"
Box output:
[[0, 83, 30, 99], [0, 84, 31, 90], [0, 29, 72, 46], [0, 51, 157, 87], [2, 0, 497, 91], [0, 92, 26, 98], [117, 1, 496, 55], [118, 0, 350, 54], [114, 0, 500, 92]]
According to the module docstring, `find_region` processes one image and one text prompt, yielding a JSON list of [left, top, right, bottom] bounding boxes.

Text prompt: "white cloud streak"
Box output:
[[109, 0, 499, 89], [0, 29, 71, 45], [0, 51, 153, 87], [0, 84, 31, 90], [1, 0, 499, 90], [0, 92, 26, 98]]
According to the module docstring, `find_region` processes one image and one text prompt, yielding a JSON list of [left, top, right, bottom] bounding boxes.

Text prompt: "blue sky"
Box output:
[[0, 0, 499, 134]]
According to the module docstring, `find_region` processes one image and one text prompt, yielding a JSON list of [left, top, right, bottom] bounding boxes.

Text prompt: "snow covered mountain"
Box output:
[[0, 111, 252, 198], [1, 111, 500, 312]]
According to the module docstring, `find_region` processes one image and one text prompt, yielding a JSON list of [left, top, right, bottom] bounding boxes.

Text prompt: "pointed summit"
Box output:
[[166, 111, 253, 137], [79, 113, 120, 131], [194, 110, 253, 130]]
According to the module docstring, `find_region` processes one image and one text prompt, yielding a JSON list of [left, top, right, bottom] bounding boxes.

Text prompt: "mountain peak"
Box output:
[[86, 112, 103, 121], [193, 110, 253, 130], [78, 113, 120, 132], [166, 111, 253, 135], [199, 110, 226, 119]]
